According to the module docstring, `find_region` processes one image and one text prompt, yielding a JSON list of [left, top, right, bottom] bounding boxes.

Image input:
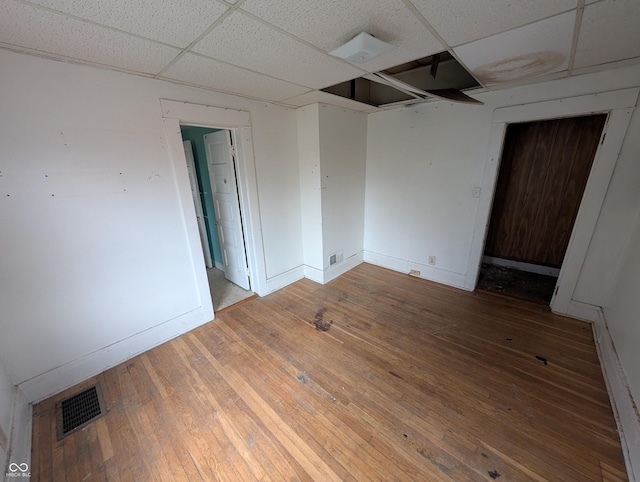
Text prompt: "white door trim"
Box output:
[[160, 99, 267, 302], [464, 88, 638, 315]]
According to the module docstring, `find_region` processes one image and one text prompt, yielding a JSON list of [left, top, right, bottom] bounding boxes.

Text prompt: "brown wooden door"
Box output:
[[484, 114, 607, 268]]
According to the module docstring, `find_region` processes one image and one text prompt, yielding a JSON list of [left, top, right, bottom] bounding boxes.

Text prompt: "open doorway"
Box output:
[[478, 114, 607, 304], [180, 125, 254, 311]]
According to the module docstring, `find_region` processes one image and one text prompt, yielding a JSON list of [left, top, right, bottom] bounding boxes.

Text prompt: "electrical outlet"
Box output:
[[428, 256, 436, 266], [472, 187, 481, 198], [409, 269, 420, 277]]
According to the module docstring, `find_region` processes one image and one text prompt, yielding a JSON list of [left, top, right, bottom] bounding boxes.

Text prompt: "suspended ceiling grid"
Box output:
[[1, 0, 639, 111]]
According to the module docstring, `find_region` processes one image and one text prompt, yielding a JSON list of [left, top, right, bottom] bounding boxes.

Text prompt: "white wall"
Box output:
[[605, 210, 640, 417], [318, 105, 367, 271], [574, 106, 640, 306], [365, 102, 490, 286], [297, 104, 367, 282], [602, 209, 640, 477], [251, 105, 303, 279], [297, 105, 324, 270], [0, 49, 302, 402], [364, 63, 640, 300]]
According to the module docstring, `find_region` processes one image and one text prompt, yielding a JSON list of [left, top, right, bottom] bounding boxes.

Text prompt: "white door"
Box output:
[[204, 131, 250, 290], [183, 140, 213, 269]]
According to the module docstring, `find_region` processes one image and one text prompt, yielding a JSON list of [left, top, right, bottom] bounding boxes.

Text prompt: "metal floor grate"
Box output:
[[56, 384, 105, 440]]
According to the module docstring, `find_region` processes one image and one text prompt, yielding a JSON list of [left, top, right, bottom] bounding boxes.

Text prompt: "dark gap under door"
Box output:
[[477, 264, 557, 304]]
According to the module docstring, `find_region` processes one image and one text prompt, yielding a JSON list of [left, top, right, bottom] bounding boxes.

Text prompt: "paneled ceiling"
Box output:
[[1, 0, 639, 111]]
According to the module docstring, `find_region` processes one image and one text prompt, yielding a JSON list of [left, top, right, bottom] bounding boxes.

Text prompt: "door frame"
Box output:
[[464, 88, 638, 316], [160, 100, 267, 316]]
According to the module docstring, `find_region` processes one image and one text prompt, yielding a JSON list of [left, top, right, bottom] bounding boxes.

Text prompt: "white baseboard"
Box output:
[[593, 311, 639, 481], [302, 251, 364, 285], [363, 251, 467, 289], [322, 251, 364, 284], [303, 265, 324, 284], [562, 300, 601, 323], [19, 306, 213, 404], [263, 265, 305, 296], [3, 387, 31, 480]]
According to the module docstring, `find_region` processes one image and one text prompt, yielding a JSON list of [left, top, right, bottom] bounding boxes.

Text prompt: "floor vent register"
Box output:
[[56, 384, 106, 440]]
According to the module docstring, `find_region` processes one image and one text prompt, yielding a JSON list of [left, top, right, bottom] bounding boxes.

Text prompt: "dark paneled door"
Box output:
[[484, 114, 607, 268]]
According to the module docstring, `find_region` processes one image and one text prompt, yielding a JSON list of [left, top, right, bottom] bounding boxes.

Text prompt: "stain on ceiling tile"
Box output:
[[473, 51, 567, 85], [454, 11, 575, 85]]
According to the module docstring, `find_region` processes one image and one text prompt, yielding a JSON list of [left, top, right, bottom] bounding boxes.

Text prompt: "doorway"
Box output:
[[478, 114, 607, 304], [180, 125, 254, 311]]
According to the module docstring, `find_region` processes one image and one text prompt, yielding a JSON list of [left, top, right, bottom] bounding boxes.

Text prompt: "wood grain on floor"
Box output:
[[31, 263, 628, 481]]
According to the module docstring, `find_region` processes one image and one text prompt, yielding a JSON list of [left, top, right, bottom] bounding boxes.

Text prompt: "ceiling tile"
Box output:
[[574, 0, 640, 69], [282, 91, 372, 112], [454, 11, 575, 86], [240, 0, 443, 72], [0, 1, 180, 74], [161, 53, 310, 102], [27, 0, 229, 48], [192, 11, 363, 89], [410, 0, 577, 46]]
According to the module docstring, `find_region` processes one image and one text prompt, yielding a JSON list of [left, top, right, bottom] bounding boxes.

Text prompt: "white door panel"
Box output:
[[212, 164, 231, 193], [220, 225, 238, 247], [217, 200, 236, 224], [204, 131, 251, 290], [183, 140, 213, 269]]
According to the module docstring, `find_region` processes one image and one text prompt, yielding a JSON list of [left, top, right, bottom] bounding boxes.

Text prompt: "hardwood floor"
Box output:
[[31, 263, 628, 481]]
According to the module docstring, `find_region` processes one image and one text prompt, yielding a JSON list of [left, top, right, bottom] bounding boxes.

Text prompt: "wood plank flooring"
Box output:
[[31, 263, 628, 481]]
